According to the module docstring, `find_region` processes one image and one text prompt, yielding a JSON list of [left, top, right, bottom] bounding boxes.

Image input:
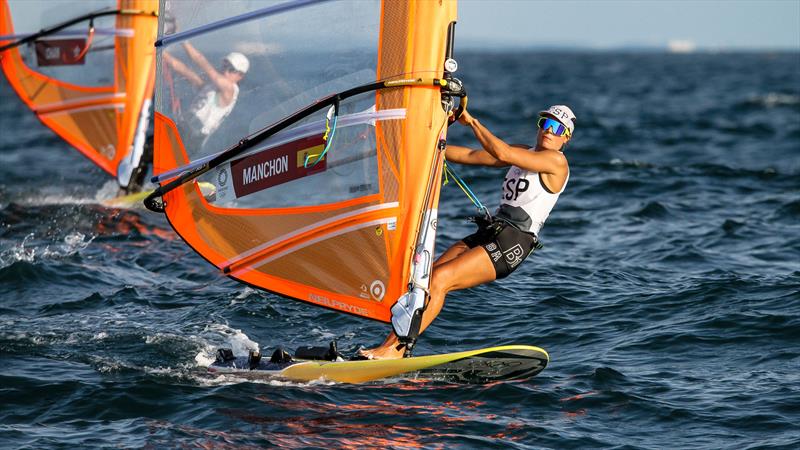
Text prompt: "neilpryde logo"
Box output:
[[217, 168, 228, 186], [369, 280, 385, 301]]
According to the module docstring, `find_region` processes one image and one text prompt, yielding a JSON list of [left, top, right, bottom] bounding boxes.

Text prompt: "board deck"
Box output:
[[208, 345, 549, 384]]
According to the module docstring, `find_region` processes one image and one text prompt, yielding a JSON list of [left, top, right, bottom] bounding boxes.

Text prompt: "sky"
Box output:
[[457, 0, 800, 50]]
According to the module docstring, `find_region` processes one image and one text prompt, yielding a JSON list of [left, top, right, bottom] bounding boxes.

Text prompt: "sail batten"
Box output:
[[33, 93, 126, 114], [0, 28, 135, 40], [156, 0, 331, 48], [153, 107, 406, 183], [223, 202, 400, 273]]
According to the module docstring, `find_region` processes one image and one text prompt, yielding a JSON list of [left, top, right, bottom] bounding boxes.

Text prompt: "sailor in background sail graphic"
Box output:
[[362, 105, 575, 360], [162, 41, 249, 152]]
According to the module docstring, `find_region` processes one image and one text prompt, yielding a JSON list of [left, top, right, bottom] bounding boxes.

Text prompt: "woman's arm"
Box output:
[[163, 51, 203, 88], [445, 144, 507, 167], [181, 42, 237, 105], [460, 110, 566, 175]]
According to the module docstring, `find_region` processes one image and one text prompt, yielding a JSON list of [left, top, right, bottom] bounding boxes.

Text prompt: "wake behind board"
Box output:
[[208, 344, 548, 384]]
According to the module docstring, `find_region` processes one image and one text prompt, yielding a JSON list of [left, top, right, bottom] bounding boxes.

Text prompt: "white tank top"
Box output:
[[190, 83, 239, 136], [495, 153, 568, 236]]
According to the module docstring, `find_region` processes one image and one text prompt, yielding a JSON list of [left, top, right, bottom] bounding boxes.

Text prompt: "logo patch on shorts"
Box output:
[[503, 244, 525, 268]]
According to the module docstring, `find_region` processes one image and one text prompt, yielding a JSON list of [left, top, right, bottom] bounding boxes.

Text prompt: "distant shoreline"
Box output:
[[457, 46, 800, 54]]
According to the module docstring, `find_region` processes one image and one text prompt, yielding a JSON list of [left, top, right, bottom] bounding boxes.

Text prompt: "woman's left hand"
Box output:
[[458, 110, 474, 127]]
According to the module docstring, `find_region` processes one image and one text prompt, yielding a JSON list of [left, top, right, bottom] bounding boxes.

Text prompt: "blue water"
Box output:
[[1, 51, 799, 449]]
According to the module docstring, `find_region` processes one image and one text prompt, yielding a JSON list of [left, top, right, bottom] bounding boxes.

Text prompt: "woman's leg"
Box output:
[[432, 241, 470, 269], [359, 246, 497, 359]]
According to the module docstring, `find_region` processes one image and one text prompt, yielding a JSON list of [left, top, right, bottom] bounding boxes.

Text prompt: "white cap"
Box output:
[[224, 52, 249, 74], [539, 105, 576, 133]]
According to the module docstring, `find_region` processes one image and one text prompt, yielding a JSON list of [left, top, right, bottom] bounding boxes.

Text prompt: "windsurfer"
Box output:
[[162, 42, 249, 152], [360, 105, 576, 359]]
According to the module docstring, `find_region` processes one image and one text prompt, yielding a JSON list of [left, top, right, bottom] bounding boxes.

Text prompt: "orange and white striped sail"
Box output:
[[152, 0, 457, 323], [0, 0, 158, 187]]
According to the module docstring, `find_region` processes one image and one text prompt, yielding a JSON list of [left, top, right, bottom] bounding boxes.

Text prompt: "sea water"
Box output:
[[1, 51, 798, 448]]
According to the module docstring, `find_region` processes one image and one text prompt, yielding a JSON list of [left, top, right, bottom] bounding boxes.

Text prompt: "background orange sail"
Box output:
[[150, 0, 457, 323], [0, 0, 158, 188]]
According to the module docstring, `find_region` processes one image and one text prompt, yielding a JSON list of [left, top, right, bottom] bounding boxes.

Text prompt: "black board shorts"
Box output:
[[462, 218, 541, 279]]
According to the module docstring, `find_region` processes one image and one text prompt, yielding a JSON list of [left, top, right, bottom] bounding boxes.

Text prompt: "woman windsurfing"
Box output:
[[360, 105, 576, 359]]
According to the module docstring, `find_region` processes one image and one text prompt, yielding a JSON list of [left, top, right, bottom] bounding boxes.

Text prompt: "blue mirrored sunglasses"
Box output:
[[537, 117, 570, 137]]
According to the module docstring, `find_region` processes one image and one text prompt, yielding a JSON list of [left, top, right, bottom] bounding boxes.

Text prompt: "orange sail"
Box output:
[[147, 0, 459, 329], [0, 0, 158, 188]]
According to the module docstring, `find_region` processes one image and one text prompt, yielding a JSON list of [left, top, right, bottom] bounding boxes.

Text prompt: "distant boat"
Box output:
[[667, 39, 697, 53]]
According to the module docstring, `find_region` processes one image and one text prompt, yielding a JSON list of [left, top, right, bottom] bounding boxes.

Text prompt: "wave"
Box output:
[[774, 199, 800, 222], [587, 159, 798, 179], [740, 92, 800, 108], [0, 232, 93, 268], [631, 201, 671, 219]]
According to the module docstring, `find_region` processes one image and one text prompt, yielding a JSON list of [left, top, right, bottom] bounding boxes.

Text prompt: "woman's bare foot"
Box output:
[[356, 344, 405, 360]]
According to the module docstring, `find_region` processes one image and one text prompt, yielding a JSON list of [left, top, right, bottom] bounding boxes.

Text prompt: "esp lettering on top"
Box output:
[[504, 177, 529, 201]]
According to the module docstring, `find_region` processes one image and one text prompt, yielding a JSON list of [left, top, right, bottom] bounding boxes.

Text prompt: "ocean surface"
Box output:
[[1, 51, 799, 449]]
